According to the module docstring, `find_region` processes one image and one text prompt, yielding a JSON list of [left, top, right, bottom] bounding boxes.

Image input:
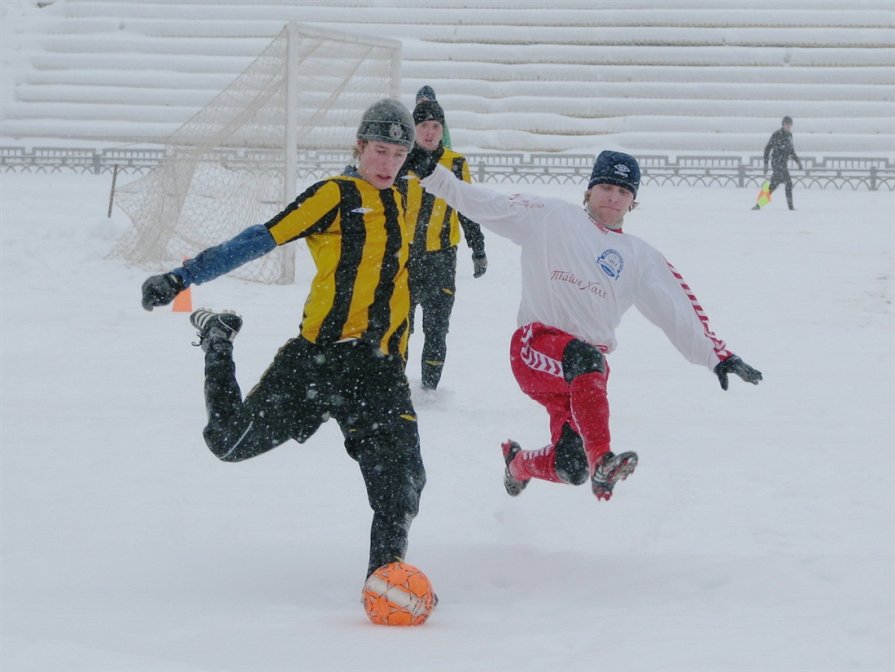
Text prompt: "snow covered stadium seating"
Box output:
[[1, 0, 893, 154]]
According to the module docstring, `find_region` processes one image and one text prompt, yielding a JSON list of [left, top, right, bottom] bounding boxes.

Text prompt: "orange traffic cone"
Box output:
[[172, 260, 192, 312], [172, 284, 192, 312]]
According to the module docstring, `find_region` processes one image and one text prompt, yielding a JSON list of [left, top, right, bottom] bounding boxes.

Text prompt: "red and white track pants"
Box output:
[[508, 322, 611, 484]]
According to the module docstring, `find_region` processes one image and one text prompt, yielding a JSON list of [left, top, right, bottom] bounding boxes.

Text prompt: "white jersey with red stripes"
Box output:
[[420, 165, 732, 370]]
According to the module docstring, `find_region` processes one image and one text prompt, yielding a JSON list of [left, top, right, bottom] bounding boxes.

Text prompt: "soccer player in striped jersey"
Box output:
[[399, 99, 487, 391], [140, 99, 427, 581]]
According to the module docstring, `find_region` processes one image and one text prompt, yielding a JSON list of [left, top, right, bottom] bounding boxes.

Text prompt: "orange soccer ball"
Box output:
[[362, 562, 436, 626]]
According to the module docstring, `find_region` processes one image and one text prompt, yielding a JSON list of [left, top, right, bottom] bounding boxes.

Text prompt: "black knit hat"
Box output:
[[416, 85, 437, 103], [413, 100, 445, 126], [782, 116, 793, 125], [588, 151, 641, 198], [356, 98, 415, 149]]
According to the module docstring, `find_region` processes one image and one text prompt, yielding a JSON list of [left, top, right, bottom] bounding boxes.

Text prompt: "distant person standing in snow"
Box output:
[[405, 149, 762, 501], [399, 99, 487, 391], [139, 99, 427, 583], [755, 115, 803, 210], [416, 85, 452, 149]]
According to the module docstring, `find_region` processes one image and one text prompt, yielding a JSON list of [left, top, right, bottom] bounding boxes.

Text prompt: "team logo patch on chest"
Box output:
[[596, 249, 624, 279]]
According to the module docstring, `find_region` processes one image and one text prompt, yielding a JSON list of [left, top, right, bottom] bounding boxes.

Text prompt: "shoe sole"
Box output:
[[502, 441, 529, 497], [592, 453, 638, 501], [191, 310, 242, 341]]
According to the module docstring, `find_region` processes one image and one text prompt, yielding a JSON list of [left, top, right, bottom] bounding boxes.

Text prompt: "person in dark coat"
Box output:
[[756, 116, 803, 210], [399, 100, 486, 391]]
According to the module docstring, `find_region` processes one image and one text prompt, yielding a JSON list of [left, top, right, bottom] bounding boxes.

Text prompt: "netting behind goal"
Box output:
[[111, 24, 401, 284]]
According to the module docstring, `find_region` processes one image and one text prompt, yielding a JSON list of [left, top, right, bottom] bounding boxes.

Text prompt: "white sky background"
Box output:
[[1, 172, 893, 672]]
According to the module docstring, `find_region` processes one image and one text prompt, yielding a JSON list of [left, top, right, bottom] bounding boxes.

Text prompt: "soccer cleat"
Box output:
[[190, 308, 243, 352], [501, 440, 530, 497], [751, 204, 761, 210], [591, 450, 638, 501]]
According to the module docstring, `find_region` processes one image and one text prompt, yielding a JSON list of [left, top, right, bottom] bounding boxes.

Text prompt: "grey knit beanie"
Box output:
[[356, 99, 415, 149]]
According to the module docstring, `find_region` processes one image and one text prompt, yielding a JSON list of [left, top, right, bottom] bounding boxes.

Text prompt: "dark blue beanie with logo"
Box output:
[[588, 151, 641, 198]]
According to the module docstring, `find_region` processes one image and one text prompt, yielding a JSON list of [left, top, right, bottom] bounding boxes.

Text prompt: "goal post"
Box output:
[[110, 23, 402, 285], [282, 23, 401, 208]]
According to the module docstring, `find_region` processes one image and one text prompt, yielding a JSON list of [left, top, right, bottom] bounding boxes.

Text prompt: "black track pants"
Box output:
[[769, 167, 795, 209], [201, 337, 426, 576], [408, 246, 457, 389]]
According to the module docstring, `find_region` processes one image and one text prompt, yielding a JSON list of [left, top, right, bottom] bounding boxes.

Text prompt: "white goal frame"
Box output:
[[111, 23, 402, 285]]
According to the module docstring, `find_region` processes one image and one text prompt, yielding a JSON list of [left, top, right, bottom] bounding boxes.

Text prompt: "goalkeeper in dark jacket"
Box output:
[[139, 99, 426, 584], [758, 115, 803, 210], [398, 100, 487, 392]]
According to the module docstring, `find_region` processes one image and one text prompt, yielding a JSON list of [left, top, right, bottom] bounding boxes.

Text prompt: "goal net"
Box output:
[[111, 23, 401, 284]]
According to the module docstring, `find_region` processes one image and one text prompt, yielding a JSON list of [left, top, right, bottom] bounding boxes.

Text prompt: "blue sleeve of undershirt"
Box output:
[[171, 224, 277, 287]]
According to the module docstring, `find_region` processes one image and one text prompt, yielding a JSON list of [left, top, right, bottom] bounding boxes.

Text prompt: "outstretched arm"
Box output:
[[634, 249, 762, 389], [178, 224, 276, 286], [141, 224, 276, 310], [414, 162, 540, 245]]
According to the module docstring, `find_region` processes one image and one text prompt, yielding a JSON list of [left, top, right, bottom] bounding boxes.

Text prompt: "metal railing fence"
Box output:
[[2, 146, 893, 191]]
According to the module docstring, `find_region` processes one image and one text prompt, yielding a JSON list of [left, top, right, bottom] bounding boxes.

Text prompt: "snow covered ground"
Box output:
[[1, 171, 893, 671]]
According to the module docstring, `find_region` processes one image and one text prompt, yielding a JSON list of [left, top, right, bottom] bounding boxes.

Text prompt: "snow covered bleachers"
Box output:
[[2, 0, 893, 154]]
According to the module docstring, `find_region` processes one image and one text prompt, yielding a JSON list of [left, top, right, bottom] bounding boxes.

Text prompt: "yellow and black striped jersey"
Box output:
[[264, 175, 411, 358], [401, 148, 485, 255]]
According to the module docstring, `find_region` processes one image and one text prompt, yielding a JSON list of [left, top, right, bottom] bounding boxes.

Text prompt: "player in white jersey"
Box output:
[[404, 149, 762, 501]]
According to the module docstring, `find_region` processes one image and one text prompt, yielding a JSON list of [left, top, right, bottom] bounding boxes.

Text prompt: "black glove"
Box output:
[[714, 355, 763, 391], [141, 272, 185, 311], [405, 146, 439, 179], [472, 251, 487, 278]]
